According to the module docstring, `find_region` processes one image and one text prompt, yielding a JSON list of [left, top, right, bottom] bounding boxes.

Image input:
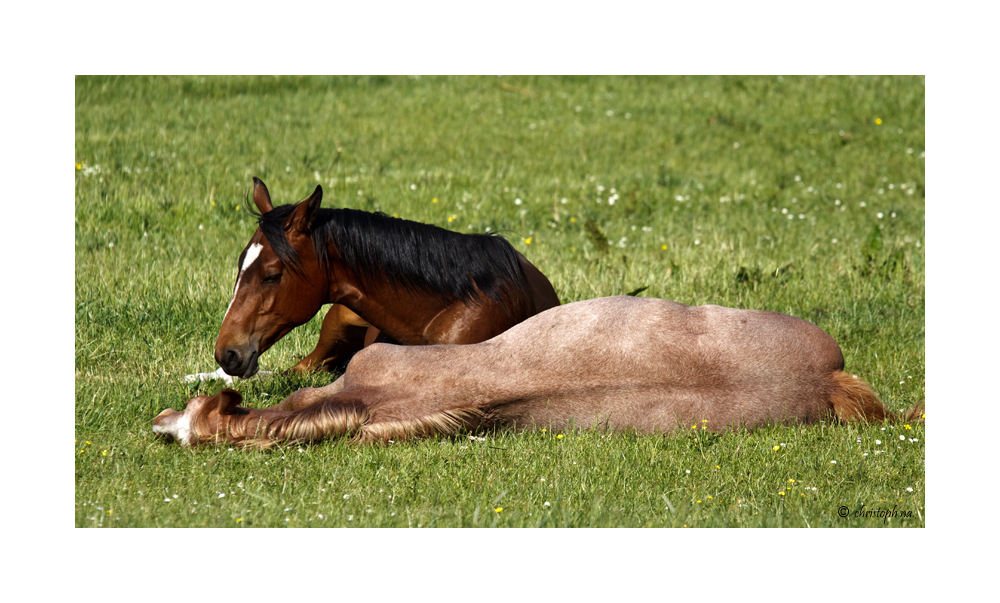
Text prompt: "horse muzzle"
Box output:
[[215, 346, 260, 378]]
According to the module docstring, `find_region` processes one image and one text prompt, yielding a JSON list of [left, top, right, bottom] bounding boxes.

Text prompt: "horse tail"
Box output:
[[828, 371, 887, 423], [901, 401, 926, 424], [827, 371, 924, 425]]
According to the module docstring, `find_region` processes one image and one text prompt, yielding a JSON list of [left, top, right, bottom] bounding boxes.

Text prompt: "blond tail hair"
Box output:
[[828, 371, 924, 424]]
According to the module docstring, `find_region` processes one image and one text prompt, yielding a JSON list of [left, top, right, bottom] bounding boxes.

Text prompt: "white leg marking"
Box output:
[[181, 367, 236, 385], [223, 243, 264, 320]]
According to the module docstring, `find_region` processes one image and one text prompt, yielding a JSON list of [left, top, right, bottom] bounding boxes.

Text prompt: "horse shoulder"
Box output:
[[418, 299, 516, 344]]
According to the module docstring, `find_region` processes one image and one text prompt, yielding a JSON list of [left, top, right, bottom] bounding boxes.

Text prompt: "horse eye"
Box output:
[[262, 274, 282, 284]]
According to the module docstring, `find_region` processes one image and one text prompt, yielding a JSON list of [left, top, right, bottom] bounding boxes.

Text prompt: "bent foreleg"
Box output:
[[290, 304, 370, 374]]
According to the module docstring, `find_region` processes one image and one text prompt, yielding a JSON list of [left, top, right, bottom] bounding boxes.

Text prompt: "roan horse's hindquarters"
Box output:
[[153, 296, 891, 447]]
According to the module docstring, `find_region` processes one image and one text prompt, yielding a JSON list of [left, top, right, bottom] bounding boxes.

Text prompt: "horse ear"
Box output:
[[252, 177, 274, 214], [215, 388, 245, 415], [285, 185, 323, 234]]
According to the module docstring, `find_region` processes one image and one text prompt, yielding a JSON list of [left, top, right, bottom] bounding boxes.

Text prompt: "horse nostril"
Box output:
[[222, 349, 241, 372]]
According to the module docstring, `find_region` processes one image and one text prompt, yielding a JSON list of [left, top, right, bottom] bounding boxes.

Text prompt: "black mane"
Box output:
[[258, 204, 528, 310]]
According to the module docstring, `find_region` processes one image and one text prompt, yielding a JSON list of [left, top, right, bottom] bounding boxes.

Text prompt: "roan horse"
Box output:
[[214, 178, 559, 378], [155, 296, 920, 448]]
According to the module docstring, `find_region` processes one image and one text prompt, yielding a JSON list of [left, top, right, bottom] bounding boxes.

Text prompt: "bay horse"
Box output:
[[155, 296, 919, 448], [214, 178, 559, 378]]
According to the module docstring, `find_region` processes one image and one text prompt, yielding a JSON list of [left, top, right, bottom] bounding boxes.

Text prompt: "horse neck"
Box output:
[[319, 243, 447, 344], [338, 279, 450, 344]]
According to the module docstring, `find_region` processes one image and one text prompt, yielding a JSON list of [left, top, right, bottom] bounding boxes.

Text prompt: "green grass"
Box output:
[[75, 75, 924, 527]]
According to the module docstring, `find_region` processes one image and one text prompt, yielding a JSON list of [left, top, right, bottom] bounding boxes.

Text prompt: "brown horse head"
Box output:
[[214, 178, 329, 377]]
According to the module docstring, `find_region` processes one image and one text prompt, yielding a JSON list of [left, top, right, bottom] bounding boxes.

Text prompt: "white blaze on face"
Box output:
[[152, 411, 193, 446], [224, 243, 264, 320]]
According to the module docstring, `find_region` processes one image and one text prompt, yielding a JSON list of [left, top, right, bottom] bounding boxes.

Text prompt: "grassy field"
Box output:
[[75, 75, 924, 528]]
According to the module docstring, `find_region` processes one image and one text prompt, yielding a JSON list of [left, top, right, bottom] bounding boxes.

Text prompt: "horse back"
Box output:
[[515, 251, 560, 316]]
